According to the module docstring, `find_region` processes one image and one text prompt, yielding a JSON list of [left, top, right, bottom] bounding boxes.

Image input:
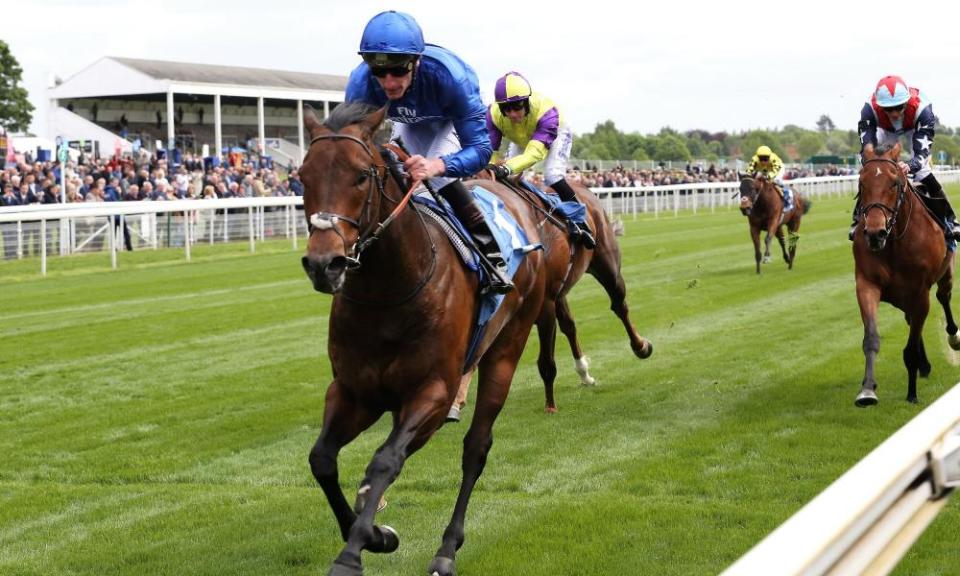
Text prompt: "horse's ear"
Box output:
[[304, 105, 323, 136], [862, 143, 876, 160], [360, 105, 389, 137]]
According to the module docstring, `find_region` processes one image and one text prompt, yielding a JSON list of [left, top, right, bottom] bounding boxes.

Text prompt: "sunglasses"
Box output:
[[498, 100, 526, 113], [883, 104, 905, 113], [370, 63, 414, 78]]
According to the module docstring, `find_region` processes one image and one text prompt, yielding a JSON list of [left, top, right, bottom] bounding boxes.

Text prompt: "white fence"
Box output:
[[723, 382, 960, 575], [4, 171, 960, 277]]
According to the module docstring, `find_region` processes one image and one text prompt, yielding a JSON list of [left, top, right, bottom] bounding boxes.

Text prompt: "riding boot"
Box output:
[[551, 178, 596, 249], [438, 180, 514, 294], [921, 174, 960, 241]]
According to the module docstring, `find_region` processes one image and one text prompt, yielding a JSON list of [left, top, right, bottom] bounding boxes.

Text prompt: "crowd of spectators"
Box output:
[[1, 149, 304, 208], [1, 147, 859, 211]]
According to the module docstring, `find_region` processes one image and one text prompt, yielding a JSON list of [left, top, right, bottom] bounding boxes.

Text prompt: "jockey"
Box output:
[[484, 72, 596, 249], [746, 145, 794, 210], [345, 10, 512, 294], [852, 75, 960, 241]]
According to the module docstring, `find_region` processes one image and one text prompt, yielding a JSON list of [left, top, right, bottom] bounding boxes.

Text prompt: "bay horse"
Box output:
[[300, 102, 551, 576], [469, 172, 653, 413], [853, 143, 960, 406], [738, 174, 809, 274]]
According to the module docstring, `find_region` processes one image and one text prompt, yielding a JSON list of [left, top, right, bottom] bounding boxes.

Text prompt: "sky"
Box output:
[[7, 0, 960, 139]]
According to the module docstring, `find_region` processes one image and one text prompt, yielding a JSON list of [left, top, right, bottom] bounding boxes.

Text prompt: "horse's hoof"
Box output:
[[544, 405, 557, 414], [635, 340, 653, 359], [762, 256, 772, 264], [907, 395, 919, 404], [428, 556, 456, 576], [368, 525, 399, 554], [949, 333, 960, 351], [328, 560, 363, 576], [855, 390, 878, 407]]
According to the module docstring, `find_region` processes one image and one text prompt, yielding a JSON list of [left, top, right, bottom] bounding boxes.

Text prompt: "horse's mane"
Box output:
[[873, 144, 896, 157], [323, 102, 382, 132]]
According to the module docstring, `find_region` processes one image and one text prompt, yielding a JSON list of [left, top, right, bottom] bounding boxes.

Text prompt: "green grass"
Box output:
[[1, 191, 958, 575]]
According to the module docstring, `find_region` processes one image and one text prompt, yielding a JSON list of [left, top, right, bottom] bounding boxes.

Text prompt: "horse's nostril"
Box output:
[[877, 229, 888, 240], [327, 256, 347, 276]]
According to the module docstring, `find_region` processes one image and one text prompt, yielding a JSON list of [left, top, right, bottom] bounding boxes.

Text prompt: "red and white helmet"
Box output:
[[873, 75, 910, 108]]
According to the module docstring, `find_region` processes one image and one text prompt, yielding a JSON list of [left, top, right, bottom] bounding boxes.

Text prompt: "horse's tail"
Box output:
[[802, 196, 812, 215]]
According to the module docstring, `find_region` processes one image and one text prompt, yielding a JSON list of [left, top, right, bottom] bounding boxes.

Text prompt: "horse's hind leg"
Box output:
[[536, 301, 560, 413], [587, 245, 652, 359], [903, 297, 931, 404], [774, 225, 790, 265], [936, 255, 960, 350], [556, 295, 596, 386], [786, 217, 801, 269]]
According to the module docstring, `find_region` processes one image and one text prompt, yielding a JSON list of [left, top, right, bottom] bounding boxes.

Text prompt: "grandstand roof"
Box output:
[[48, 56, 347, 102], [111, 57, 347, 92]]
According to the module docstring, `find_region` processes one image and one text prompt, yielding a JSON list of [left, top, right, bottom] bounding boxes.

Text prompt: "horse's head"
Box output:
[[738, 173, 758, 215], [858, 143, 906, 252], [299, 102, 390, 293]]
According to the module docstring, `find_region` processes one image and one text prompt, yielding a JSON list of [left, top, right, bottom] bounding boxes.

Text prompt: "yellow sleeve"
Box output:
[[504, 140, 548, 175], [746, 156, 758, 174]]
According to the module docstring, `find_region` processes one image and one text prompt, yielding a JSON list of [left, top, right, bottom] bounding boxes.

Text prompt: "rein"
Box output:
[[859, 158, 911, 239]]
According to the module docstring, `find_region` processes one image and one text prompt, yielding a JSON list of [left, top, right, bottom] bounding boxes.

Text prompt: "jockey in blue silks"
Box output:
[[345, 10, 511, 293]]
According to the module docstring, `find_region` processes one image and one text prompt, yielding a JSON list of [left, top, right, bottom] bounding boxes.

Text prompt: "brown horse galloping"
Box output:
[[300, 102, 556, 576], [738, 174, 810, 274], [497, 176, 653, 412], [853, 143, 960, 406]]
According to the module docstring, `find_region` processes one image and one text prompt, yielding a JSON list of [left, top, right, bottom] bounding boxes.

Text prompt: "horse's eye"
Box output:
[[356, 172, 369, 186]]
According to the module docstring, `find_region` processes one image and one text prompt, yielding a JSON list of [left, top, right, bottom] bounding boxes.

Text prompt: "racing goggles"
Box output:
[[498, 100, 527, 113], [362, 53, 417, 78]]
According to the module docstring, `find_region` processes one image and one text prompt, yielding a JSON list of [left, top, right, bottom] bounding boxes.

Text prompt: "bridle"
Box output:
[[859, 157, 910, 239], [306, 133, 398, 269], [305, 131, 438, 306]]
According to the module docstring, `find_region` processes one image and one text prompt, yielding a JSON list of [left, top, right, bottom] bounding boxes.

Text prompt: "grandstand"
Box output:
[[45, 56, 348, 166]]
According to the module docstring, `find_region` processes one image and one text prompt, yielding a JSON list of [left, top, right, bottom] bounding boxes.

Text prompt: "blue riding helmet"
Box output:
[[359, 10, 424, 56]]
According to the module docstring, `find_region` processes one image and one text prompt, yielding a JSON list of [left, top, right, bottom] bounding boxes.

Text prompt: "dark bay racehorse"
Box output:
[[738, 174, 810, 274], [300, 102, 551, 576], [853, 143, 960, 406], [477, 174, 652, 412]]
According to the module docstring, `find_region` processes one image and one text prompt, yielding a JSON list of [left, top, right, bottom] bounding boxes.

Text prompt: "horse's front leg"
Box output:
[[328, 382, 449, 576], [856, 282, 882, 406], [750, 224, 763, 274], [555, 295, 598, 387], [936, 253, 960, 350], [309, 380, 382, 575], [429, 328, 534, 576], [763, 225, 776, 264]]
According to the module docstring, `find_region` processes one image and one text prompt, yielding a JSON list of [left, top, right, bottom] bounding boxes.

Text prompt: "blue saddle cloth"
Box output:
[[411, 185, 542, 369], [517, 179, 587, 224]]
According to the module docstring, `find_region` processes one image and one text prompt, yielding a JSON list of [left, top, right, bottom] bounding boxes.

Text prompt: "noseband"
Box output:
[[859, 158, 909, 238], [307, 133, 390, 268]]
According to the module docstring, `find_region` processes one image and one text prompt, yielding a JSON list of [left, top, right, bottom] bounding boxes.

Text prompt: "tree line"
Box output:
[[572, 114, 960, 165]]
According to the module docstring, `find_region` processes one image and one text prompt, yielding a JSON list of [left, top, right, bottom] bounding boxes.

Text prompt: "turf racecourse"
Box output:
[[1, 193, 958, 576]]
